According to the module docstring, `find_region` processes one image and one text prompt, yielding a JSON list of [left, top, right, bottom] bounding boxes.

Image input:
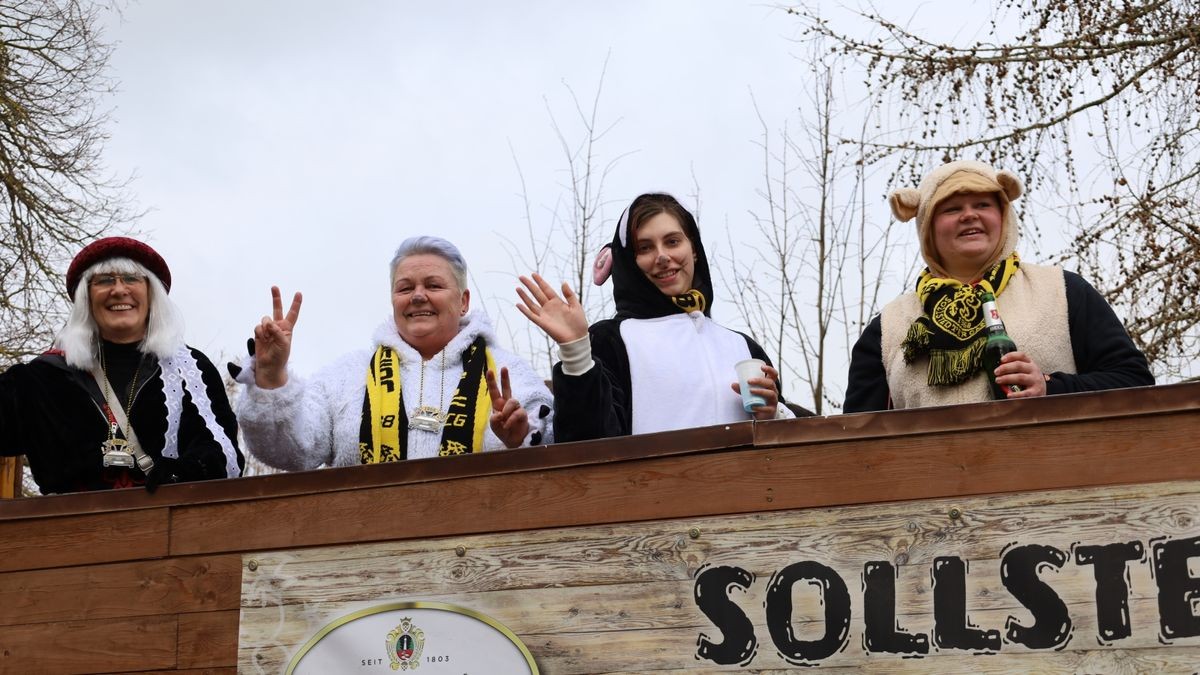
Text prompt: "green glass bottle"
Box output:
[[980, 290, 1022, 399]]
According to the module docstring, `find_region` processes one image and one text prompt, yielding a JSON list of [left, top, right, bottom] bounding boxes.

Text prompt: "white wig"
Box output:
[[54, 257, 186, 370]]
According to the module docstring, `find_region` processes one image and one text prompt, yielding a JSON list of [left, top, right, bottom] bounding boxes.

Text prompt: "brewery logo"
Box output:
[[385, 617, 425, 671]]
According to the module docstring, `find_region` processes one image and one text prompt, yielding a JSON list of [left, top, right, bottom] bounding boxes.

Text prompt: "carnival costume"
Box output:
[[0, 237, 242, 493], [844, 162, 1152, 412], [552, 194, 794, 443], [237, 311, 553, 469]]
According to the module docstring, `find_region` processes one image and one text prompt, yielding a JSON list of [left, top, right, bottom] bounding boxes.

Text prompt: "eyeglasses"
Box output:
[[89, 273, 147, 288]]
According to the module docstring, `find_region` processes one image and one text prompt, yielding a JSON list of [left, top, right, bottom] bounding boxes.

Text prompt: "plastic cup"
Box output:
[[735, 358, 767, 412]]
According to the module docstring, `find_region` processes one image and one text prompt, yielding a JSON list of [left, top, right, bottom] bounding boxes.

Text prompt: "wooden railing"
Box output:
[[0, 455, 20, 499], [1, 382, 1197, 673]]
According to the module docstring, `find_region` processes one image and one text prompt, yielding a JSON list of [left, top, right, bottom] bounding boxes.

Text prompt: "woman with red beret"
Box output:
[[0, 237, 243, 493]]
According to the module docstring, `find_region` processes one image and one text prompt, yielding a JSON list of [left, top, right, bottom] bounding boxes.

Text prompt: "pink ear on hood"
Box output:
[[592, 245, 613, 286], [889, 188, 921, 222], [996, 170, 1024, 202]]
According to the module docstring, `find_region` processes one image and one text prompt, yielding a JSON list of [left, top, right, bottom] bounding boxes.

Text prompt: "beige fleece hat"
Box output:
[[889, 160, 1023, 279]]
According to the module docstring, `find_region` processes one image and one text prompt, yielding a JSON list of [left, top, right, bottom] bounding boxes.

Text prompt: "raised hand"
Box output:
[[253, 286, 302, 389], [515, 273, 589, 345], [486, 367, 530, 448], [730, 363, 782, 420]]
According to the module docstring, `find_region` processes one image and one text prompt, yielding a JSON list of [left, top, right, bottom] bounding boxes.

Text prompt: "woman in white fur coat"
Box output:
[[844, 160, 1152, 412], [237, 236, 553, 469]]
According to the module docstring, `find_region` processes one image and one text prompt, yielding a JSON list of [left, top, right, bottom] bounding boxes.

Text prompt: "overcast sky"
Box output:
[[97, 1, 1007, 409]]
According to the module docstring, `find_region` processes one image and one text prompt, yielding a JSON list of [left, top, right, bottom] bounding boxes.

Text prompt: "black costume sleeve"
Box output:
[[550, 321, 631, 443], [0, 366, 24, 457], [1046, 272, 1155, 394], [843, 315, 889, 413], [152, 348, 244, 487]]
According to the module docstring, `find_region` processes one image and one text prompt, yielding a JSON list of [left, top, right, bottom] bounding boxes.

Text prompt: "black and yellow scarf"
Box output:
[[901, 253, 1020, 385], [358, 336, 495, 463]]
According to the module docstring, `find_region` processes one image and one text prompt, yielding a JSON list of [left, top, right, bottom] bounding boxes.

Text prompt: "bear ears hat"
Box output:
[[66, 237, 172, 298], [888, 160, 1024, 278]]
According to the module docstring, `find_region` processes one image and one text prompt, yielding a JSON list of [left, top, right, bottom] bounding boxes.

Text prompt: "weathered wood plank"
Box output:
[[0, 508, 169, 573], [0, 555, 241, 627], [177, 610, 240, 669], [172, 410, 1200, 557], [0, 615, 177, 675], [238, 480, 1200, 672]]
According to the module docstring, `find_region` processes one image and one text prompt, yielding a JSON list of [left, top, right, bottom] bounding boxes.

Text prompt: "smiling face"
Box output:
[[633, 212, 697, 297], [88, 273, 151, 344], [931, 191, 1004, 282], [391, 253, 469, 359]]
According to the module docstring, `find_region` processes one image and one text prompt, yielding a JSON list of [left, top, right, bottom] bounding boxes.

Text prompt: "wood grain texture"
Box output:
[[238, 479, 1200, 672], [172, 408, 1200, 557], [177, 610, 240, 669], [0, 508, 169, 573], [0, 555, 241, 627], [0, 615, 177, 675], [0, 456, 20, 500]]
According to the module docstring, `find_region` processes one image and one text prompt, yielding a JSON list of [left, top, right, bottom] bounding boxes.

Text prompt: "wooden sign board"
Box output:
[[240, 478, 1200, 672]]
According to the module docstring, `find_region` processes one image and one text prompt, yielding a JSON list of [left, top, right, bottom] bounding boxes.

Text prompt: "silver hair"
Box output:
[[389, 236, 469, 290], [54, 257, 186, 370]]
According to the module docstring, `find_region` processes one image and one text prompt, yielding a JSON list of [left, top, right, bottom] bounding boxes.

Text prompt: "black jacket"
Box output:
[[0, 347, 242, 494]]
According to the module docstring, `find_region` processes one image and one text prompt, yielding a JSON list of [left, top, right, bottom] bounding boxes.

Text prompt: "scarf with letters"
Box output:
[[901, 253, 1020, 385], [358, 336, 495, 462]]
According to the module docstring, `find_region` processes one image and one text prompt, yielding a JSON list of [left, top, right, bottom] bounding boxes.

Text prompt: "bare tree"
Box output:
[[1, 0, 134, 368], [496, 56, 632, 374], [723, 52, 902, 414], [790, 0, 1200, 378]]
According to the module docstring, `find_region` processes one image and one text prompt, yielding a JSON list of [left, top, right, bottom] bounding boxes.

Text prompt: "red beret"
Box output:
[[66, 237, 172, 298]]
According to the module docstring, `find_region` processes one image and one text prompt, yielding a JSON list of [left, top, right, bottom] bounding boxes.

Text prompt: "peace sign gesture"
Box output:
[[253, 286, 303, 389], [515, 273, 588, 345], [486, 367, 530, 448]]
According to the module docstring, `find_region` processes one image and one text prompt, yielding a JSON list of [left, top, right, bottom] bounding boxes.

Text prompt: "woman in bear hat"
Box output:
[[515, 192, 795, 442], [843, 160, 1153, 412], [0, 237, 243, 493], [235, 236, 552, 469]]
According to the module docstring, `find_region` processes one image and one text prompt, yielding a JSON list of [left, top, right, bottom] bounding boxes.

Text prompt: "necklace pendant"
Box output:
[[101, 437, 137, 468], [410, 406, 445, 432]]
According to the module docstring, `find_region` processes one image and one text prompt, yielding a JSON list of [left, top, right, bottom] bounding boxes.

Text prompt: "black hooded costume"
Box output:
[[550, 194, 789, 442]]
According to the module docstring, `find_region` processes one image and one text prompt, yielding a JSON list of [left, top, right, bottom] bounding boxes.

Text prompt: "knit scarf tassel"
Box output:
[[927, 336, 988, 386]]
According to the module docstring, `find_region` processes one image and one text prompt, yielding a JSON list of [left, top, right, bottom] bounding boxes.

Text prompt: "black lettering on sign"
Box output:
[[694, 564, 757, 666], [765, 561, 851, 665], [1000, 543, 1072, 649], [931, 556, 1001, 652], [1074, 540, 1143, 643], [1152, 535, 1200, 641], [862, 561, 929, 655]]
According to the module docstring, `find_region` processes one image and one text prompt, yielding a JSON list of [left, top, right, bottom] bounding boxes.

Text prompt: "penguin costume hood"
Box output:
[[596, 192, 713, 319]]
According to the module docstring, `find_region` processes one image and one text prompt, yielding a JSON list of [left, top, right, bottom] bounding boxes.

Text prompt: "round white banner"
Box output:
[[286, 602, 538, 674]]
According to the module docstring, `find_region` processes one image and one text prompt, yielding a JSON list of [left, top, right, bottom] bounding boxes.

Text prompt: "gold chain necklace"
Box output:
[[409, 348, 448, 432], [99, 344, 143, 468]]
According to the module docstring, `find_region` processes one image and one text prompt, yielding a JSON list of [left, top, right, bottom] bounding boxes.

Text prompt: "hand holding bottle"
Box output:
[[993, 352, 1048, 398]]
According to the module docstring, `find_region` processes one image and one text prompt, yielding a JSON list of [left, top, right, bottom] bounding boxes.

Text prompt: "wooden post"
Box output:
[[1, 455, 22, 499]]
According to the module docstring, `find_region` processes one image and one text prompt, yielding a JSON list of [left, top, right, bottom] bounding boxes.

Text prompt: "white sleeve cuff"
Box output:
[[558, 334, 594, 376]]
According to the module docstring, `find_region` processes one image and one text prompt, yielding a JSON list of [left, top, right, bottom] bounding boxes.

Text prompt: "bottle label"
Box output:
[[982, 300, 1004, 330]]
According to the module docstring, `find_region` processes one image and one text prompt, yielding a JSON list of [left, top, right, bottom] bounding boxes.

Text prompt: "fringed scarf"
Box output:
[[902, 253, 1020, 385], [358, 336, 495, 463]]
